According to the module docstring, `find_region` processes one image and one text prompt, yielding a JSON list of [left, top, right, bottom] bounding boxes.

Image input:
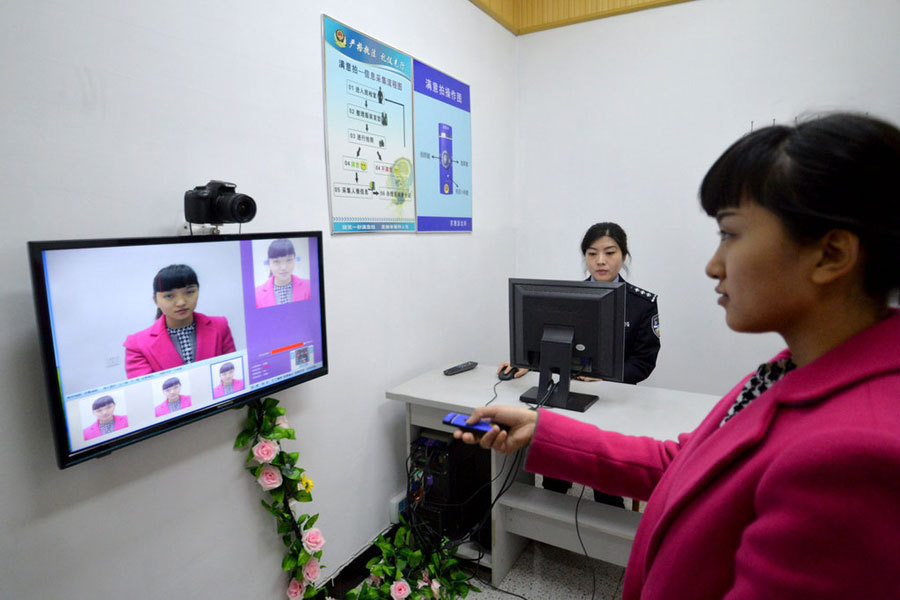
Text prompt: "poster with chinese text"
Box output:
[[322, 16, 415, 233], [412, 60, 472, 232]]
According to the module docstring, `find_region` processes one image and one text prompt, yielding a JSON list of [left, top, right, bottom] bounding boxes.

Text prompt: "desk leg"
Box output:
[[491, 451, 534, 586]]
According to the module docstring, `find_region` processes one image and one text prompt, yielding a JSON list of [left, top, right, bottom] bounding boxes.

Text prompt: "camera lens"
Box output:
[[228, 194, 257, 223]]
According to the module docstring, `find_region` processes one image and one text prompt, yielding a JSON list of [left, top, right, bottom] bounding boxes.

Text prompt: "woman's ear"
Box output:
[[811, 229, 861, 285]]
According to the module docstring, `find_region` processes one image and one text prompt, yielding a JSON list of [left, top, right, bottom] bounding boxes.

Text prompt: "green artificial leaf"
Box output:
[[260, 499, 281, 517], [298, 549, 311, 565], [296, 513, 309, 526], [408, 549, 423, 568], [365, 557, 380, 570], [272, 453, 284, 467], [303, 584, 319, 598], [314, 550, 322, 560], [282, 552, 297, 572], [245, 448, 255, 464], [282, 535, 292, 547], [234, 430, 253, 449], [263, 397, 279, 411], [396, 558, 407, 574], [270, 425, 295, 441], [247, 465, 261, 477], [305, 514, 319, 529], [281, 467, 302, 480], [271, 488, 285, 503], [345, 591, 359, 600], [277, 518, 292, 534], [295, 490, 312, 503]]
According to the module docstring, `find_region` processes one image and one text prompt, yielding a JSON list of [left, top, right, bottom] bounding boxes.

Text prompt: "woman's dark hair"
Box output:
[[267, 238, 296, 259], [153, 264, 199, 293], [581, 222, 630, 260], [162, 377, 181, 390], [92, 395, 115, 410], [219, 362, 235, 374], [700, 112, 900, 297], [153, 264, 199, 319]]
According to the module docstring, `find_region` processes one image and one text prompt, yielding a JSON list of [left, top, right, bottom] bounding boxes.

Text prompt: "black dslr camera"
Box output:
[[184, 180, 257, 225]]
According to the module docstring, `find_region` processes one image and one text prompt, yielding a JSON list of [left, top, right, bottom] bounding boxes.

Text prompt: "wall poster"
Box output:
[[322, 15, 472, 233]]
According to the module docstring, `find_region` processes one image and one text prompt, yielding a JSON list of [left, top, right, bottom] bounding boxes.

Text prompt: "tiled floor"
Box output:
[[470, 541, 625, 600], [469, 479, 628, 600]]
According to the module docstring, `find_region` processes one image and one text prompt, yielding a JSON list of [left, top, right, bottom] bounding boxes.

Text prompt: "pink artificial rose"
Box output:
[[431, 579, 441, 597], [252, 438, 279, 463], [302, 528, 326, 553], [390, 579, 411, 600], [275, 415, 290, 428], [302, 557, 320, 583], [257, 465, 283, 491], [286, 577, 305, 599]]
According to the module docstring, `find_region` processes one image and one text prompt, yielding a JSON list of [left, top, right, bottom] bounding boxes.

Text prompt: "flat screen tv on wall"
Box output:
[[27, 231, 327, 468]]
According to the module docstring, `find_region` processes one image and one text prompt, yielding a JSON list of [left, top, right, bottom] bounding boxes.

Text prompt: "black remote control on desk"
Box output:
[[443, 361, 477, 376]]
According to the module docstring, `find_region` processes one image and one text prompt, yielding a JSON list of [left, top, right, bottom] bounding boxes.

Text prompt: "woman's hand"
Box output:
[[574, 375, 603, 382], [452, 405, 537, 454], [497, 361, 528, 378]]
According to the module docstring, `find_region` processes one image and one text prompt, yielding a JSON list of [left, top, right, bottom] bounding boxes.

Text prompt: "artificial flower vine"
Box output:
[[235, 397, 328, 599], [236, 398, 481, 600]]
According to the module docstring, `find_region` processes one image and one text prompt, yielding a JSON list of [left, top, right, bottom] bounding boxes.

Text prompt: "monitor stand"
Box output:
[[520, 386, 598, 412], [517, 325, 599, 413]]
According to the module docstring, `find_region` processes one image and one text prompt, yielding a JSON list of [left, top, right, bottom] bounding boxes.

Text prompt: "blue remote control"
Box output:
[[442, 412, 505, 434]]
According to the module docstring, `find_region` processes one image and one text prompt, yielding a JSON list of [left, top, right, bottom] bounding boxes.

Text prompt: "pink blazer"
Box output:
[[123, 312, 236, 378], [213, 378, 244, 399], [527, 310, 900, 599], [255, 275, 311, 308], [83, 414, 129, 441], [154, 394, 192, 417]]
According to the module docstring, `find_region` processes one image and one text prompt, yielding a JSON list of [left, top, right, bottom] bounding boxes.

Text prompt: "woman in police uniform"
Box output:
[[579, 222, 660, 384], [499, 221, 661, 506]]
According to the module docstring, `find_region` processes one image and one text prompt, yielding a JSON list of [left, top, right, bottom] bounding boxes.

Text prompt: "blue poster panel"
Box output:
[[322, 16, 416, 233], [412, 60, 472, 232]]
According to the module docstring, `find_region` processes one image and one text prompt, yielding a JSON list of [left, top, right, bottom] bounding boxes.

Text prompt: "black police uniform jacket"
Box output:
[[585, 277, 661, 384]]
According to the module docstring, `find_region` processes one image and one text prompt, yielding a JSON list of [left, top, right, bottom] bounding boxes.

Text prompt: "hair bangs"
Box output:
[[700, 126, 793, 217]]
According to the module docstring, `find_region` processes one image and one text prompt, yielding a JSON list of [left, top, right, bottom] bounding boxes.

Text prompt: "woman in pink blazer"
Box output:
[[212, 361, 244, 398], [154, 376, 192, 416], [456, 113, 900, 598], [83, 395, 129, 441], [123, 264, 235, 378], [255, 238, 311, 308]]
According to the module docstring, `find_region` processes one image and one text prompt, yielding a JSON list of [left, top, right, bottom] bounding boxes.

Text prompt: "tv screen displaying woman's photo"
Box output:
[[28, 232, 326, 466]]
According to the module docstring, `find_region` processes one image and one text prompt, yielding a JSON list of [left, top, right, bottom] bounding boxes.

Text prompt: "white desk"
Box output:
[[386, 365, 720, 585]]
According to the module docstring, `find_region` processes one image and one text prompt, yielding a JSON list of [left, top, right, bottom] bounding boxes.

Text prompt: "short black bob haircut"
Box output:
[[162, 377, 181, 390], [219, 362, 235, 374], [92, 395, 115, 410], [700, 112, 900, 297], [153, 264, 199, 294], [267, 238, 296, 259]]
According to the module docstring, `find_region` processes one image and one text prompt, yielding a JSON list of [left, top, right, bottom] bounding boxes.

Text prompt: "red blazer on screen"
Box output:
[[123, 312, 235, 378], [154, 394, 192, 417], [83, 414, 129, 441], [526, 310, 900, 599], [255, 275, 311, 308]]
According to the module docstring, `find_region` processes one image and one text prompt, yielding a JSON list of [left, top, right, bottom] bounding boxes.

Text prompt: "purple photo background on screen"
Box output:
[[240, 238, 323, 384]]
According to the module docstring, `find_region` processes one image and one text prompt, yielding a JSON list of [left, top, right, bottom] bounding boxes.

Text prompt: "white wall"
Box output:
[[2, 0, 900, 598], [514, 0, 900, 394], [0, 1, 516, 598]]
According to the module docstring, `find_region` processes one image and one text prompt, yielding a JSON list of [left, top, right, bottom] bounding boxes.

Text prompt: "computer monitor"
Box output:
[[508, 278, 625, 412]]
